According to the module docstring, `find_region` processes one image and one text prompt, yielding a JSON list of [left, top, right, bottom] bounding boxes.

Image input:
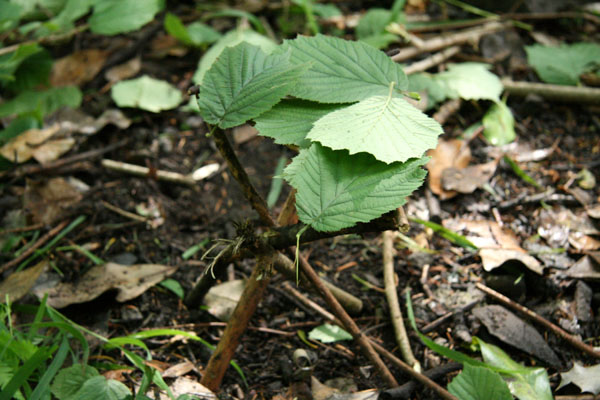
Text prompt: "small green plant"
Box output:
[[195, 34, 443, 234]]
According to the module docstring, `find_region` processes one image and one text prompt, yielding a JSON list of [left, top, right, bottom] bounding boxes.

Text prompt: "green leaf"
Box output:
[[435, 63, 503, 101], [49, 0, 95, 32], [0, 1, 22, 33], [409, 218, 478, 250], [356, 8, 391, 39], [89, 0, 164, 35], [312, 3, 341, 18], [193, 28, 276, 85], [186, 22, 221, 46], [475, 338, 553, 400], [70, 376, 131, 400], [254, 99, 343, 148], [197, 42, 307, 129], [159, 278, 184, 299], [0, 44, 42, 84], [6, 49, 53, 93], [285, 144, 427, 231], [0, 116, 39, 146], [448, 364, 513, 400], [408, 73, 451, 109], [111, 75, 182, 113], [525, 42, 600, 85], [0, 346, 53, 400], [306, 94, 442, 163], [0, 86, 82, 119], [503, 156, 541, 189], [164, 12, 191, 45], [482, 101, 515, 146], [308, 323, 352, 343], [283, 34, 408, 103], [359, 33, 399, 50]]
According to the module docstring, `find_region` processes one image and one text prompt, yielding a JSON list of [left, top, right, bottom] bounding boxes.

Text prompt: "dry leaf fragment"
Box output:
[[24, 177, 83, 224], [426, 139, 471, 200], [0, 124, 60, 163], [441, 160, 497, 193], [204, 279, 246, 321], [558, 362, 600, 395], [105, 57, 142, 83], [50, 49, 108, 87], [32, 262, 177, 308], [0, 260, 48, 302], [566, 255, 600, 280]]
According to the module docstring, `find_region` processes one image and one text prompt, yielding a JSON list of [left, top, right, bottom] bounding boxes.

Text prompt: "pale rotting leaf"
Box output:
[[473, 305, 561, 367], [104, 57, 142, 83], [0, 124, 61, 163], [167, 377, 216, 400], [31, 262, 177, 308], [308, 323, 352, 343], [204, 280, 246, 321], [558, 362, 600, 395], [285, 144, 428, 232], [311, 376, 378, 400], [197, 42, 308, 129], [566, 254, 600, 280], [283, 33, 408, 103], [306, 95, 443, 164], [435, 63, 503, 102], [111, 75, 182, 113]]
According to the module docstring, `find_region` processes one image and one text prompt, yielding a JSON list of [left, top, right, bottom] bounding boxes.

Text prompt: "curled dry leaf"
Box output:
[[0, 124, 61, 163], [50, 49, 109, 87], [558, 362, 600, 395], [566, 253, 600, 280], [104, 57, 142, 83], [204, 279, 246, 321], [444, 219, 543, 274], [426, 139, 471, 200], [32, 262, 177, 308]]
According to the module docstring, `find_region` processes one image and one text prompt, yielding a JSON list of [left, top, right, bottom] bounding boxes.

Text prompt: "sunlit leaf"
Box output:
[[89, 0, 164, 35], [448, 364, 512, 400], [111, 75, 182, 113]]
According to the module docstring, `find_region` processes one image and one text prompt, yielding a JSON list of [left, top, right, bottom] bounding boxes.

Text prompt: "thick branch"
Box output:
[[502, 78, 600, 104]]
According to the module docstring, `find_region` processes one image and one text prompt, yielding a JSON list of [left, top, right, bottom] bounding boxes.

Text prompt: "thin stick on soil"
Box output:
[[102, 159, 197, 187], [403, 46, 460, 75], [0, 220, 69, 274], [382, 230, 419, 369], [502, 78, 600, 104], [391, 21, 509, 62], [476, 283, 600, 359]]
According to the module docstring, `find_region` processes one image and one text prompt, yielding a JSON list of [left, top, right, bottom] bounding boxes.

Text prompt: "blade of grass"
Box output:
[[410, 217, 478, 250], [182, 238, 210, 260], [0, 346, 53, 400], [17, 215, 86, 271], [29, 335, 69, 400], [503, 155, 542, 189], [55, 244, 105, 265]]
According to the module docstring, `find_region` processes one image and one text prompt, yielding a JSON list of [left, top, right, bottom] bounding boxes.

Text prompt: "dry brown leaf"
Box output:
[[161, 361, 195, 378], [587, 204, 600, 219], [233, 124, 259, 144], [426, 139, 471, 200], [569, 232, 600, 251], [566, 255, 600, 280], [442, 160, 498, 193], [0, 260, 48, 302], [32, 137, 76, 164], [0, 124, 60, 163], [32, 262, 177, 308], [24, 177, 83, 224], [50, 49, 108, 87], [204, 279, 246, 321]]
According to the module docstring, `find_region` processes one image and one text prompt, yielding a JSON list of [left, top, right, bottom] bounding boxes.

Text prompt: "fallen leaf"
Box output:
[[161, 361, 195, 378], [480, 248, 543, 274], [104, 57, 142, 83], [566, 255, 600, 280], [32, 262, 177, 308], [204, 279, 246, 321], [587, 204, 600, 219], [569, 232, 600, 251], [50, 49, 108, 87], [426, 139, 471, 200], [154, 376, 215, 400], [0, 260, 48, 302], [0, 124, 60, 163], [557, 362, 600, 395], [24, 177, 83, 224], [473, 305, 561, 367], [32, 137, 76, 164], [311, 377, 378, 400], [441, 160, 497, 193], [233, 124, 258, 144]]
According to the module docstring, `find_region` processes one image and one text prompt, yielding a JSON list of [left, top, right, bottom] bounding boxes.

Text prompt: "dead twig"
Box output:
[[403, 46, 461, 75], [476, 283, 600, 359], [391, 21, 508, 62], [102, 159, 197, 187], [0, 220, 69, 274], [383, 230, 419, 369], [101, 201, 148, 223], [0, 223, 44, 236], [502, 78, 600, 104]]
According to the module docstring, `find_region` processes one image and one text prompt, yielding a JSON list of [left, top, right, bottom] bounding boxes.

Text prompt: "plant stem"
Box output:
[[200, 251, 276, 392], [211, 128, 276, 227]]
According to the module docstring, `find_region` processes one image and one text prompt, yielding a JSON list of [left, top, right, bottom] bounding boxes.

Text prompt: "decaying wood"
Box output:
[[502, 78, 600, 104], [102, 159, 197, 187]]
